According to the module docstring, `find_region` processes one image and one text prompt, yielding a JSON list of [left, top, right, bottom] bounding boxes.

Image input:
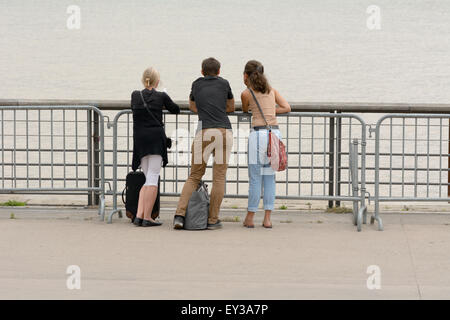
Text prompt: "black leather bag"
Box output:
[[122, 171, 160, 222]]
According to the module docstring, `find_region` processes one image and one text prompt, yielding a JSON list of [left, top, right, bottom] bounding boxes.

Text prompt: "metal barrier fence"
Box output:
[[2, 102, 448, 232], [371, 114, 450, 231], [106, 110, 367, 229], [0, 106, 106, 219]]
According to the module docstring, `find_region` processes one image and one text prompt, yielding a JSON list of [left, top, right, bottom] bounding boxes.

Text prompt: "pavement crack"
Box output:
[[400, 216, 422, 299]]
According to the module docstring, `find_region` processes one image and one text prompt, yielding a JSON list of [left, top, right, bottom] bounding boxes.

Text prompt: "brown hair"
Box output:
[[244, 60, 270, 94], [202, 57, 221, 76]]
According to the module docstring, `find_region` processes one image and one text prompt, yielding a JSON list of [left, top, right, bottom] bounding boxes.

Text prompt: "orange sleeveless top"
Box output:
[[248, 89, 278, 127]]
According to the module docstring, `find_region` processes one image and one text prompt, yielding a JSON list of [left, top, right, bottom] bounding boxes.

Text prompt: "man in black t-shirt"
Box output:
[[173, 57, 235, 230]]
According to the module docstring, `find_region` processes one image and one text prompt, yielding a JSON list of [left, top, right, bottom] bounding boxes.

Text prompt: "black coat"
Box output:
[[131, 88, 180, 171]]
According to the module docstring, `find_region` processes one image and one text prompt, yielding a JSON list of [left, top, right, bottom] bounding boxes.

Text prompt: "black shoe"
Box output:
[[207, 220, 222, 230], [141, 219, 162, 227], [133, 217, 143, 226], [173, 215, 185, 229]]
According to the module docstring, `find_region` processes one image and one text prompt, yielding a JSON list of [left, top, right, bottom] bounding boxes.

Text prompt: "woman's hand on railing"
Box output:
[[274, 89, 291, 114]]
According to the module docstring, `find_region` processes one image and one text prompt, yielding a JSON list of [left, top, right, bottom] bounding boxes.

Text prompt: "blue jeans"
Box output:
[[247, 129, 281, 212]]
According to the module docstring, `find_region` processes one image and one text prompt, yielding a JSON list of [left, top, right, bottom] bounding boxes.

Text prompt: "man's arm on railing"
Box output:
[[274, 89, 291, 114], [226, 98, 235, 113], [189, 99, 198, 113]]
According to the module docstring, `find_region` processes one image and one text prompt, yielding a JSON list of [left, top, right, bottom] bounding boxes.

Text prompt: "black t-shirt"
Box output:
[[189, 76, 233, 130]]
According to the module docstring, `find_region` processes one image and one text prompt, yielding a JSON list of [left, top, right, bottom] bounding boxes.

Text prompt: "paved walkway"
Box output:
[[1, 205, 450, 299]]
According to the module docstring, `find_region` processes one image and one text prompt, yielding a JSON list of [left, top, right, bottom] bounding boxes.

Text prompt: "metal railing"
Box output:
[[0, 105, 106, 219], [371, 114, 450, 231], [3, 99, 450, 113], [106, 110, 367, 229], [3, 98, 450, 209], [2, 99, 450, 231]]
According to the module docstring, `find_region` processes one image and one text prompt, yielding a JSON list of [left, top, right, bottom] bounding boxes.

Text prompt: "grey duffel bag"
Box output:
[[184, 181, 210, 230]]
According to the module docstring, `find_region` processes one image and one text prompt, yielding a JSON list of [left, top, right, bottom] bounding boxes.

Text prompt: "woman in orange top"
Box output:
[[241, 60, 291, 228]]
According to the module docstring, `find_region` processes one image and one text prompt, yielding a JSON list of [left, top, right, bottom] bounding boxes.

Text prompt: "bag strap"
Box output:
[[139, 90, 164, 128], [198, 181, 210, 201], [248, 88, 271, 130], [121, 186, 126, 204]]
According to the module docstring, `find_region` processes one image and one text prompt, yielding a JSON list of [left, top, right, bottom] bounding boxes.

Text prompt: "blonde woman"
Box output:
[[241, 60, 291, 228], [131, 67, 180, 227]]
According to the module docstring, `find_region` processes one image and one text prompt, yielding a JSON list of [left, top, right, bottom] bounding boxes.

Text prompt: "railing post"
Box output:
[[87, 110, 93, 206], [328, 112, 335, 208], [335, 112, 342, 207], [351, 139, 361, 231], [448, 119, 450, 200], [93, 111, 100, 205], [372, 117, 383, 231], [107, 110, 123, 223], [98, 109, 106, 219]]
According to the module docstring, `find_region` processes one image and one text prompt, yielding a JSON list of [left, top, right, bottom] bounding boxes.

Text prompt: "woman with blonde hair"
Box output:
[[131, 67, 180, 227], [241, 60, 291, 228]]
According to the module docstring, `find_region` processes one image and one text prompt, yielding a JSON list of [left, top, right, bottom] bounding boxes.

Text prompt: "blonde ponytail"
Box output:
[[141, 67, 160, 88]]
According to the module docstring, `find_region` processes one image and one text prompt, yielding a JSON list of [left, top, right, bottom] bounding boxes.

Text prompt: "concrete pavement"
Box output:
[[1, 205, 450, 299]]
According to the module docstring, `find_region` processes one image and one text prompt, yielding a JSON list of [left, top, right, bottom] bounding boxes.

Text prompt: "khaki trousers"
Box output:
[[176, 128, 233, 224]]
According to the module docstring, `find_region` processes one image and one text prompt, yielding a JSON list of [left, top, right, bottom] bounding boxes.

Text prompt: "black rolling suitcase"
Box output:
[[122, 171, 160, 222]]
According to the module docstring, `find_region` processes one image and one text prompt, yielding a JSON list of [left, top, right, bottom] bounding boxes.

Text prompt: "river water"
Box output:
[[1, 1, 450, 205], [1, 0, 449, 103]]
